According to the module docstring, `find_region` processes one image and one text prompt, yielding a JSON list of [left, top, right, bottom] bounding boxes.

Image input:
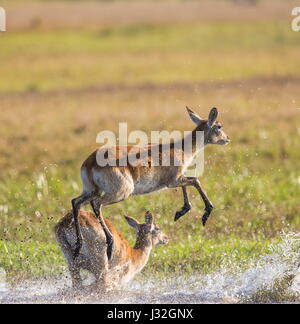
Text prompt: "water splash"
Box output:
[[1, 233, 300, 304]]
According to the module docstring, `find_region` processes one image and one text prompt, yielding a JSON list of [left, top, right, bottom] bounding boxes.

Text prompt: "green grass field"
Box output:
[[1, 22, 300, 92], [0, 1, 300, 302]]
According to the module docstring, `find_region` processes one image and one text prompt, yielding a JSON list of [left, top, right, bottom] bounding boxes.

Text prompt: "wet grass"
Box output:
[[245, 275, 298, 303], [0, 235, 274, 281]]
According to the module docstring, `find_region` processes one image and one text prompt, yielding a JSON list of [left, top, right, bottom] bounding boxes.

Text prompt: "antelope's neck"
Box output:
[[178, 124, 207, 159], [131, 238, 152, 269]]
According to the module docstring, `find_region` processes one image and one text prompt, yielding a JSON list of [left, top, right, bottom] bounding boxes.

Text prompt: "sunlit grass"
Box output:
[[0, 241, 65, 280]]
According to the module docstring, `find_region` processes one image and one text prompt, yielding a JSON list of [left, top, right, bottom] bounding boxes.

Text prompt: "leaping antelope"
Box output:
[[55, 210, 168, 290], [71, 107, 230, 260]]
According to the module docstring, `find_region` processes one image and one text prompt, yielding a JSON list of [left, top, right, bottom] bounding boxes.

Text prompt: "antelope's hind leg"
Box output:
[[71, 192, 94, 260], [90, 198, 114, 261]]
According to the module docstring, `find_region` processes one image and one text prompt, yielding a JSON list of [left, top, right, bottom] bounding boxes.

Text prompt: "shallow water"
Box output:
[[1, 233, 300, 304]]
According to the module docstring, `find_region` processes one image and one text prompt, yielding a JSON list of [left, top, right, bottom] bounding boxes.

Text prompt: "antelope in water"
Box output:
[[55, 210, 168, 290], [71, 107, 230, 260]]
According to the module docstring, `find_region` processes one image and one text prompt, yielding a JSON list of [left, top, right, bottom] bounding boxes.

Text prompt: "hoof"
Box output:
[[202, 212, 209, 226], [174, 204, 192, 222], [202, 207, 213, 226], [174, 210, 184, 222]]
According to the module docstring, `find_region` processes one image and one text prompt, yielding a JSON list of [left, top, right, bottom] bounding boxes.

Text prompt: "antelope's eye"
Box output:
[[217, 125, 222, 129]]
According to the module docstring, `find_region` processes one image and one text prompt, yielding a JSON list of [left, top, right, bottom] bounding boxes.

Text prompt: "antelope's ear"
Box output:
[[207, 107, 218, 127], [145, 211, 154, 225], [125, 216, 140, 230], [186, 106, 204, 125]]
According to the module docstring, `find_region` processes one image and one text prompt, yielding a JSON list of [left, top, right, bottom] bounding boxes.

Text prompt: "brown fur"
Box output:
[[55, 210, 168, 290], [71, 107, 230, 260]]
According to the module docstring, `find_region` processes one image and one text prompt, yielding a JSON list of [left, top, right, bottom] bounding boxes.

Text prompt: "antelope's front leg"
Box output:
[[173, 176, 214, 226], [187, 177, 214, 226], [174, 186, 192, 221]]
